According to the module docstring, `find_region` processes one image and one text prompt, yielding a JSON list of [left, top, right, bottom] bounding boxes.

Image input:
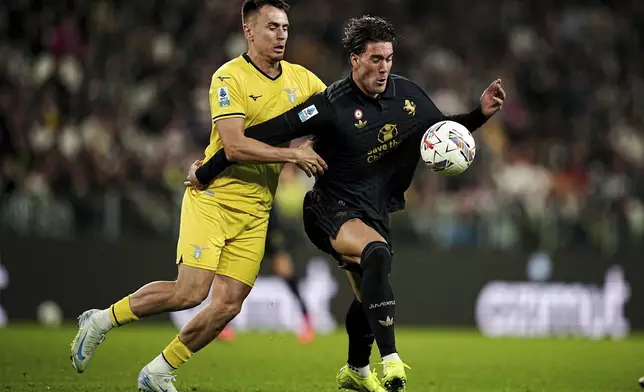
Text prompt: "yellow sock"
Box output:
[[109, 296, 139, 327], [162, 336, 193, 369]]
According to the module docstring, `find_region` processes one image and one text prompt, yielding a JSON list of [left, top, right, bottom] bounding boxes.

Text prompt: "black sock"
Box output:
[[359, 241, 396, 357], [284, 276, 309, 318], [345, 297, 374, 368]]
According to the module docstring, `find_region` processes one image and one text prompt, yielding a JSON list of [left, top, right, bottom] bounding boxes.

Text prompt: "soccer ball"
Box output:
[[420, 120, 476, 176]]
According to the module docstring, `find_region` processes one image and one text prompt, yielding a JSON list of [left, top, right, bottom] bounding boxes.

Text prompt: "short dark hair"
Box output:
[[342, 15, 398, 56], [242, 0, 290, 23]]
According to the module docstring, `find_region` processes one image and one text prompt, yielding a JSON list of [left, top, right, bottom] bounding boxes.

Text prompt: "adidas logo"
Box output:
[[378, 316, 394, 327]]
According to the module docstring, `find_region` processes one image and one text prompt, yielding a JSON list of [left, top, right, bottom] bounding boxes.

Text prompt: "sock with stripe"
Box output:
[[93, 296, 139, 333], [154, 336, 193, 371], [110, 296, 139, 327]]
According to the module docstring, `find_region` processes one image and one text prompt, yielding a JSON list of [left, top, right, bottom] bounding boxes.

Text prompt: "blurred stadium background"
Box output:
[[0, 0, 642, 390], [2, 0, 644, 249]]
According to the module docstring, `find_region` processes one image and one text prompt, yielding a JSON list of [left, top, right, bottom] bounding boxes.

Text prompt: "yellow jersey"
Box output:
[[201, 54, 326, 216]]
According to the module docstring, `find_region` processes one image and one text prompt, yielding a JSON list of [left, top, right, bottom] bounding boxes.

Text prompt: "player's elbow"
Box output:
[[221, 142, 243, 162]]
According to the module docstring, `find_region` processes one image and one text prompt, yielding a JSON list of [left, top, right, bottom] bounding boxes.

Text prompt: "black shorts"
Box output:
[[302, 190, 390, 271]]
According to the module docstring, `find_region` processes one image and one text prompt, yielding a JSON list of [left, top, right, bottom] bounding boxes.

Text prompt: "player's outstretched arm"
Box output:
[[443, 105, 489, 133], [217, 117, 301, 164], [191, 136, 320, 186], [242, 92, 333, 145], [193, 93, 334, 186], [192, 149, 233, 186]]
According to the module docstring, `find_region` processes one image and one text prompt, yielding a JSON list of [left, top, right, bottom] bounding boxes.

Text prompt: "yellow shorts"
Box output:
[[175, 189, 269, 287]]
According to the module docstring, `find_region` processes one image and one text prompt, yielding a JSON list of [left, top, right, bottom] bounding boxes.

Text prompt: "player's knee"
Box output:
[[173, 285, 209, 310], [342, 255, 361, 265], [223, 302, 243, 320], [360, 241, 392, 276], [214, 297, 243, 321], [175, 293, 207, 310], [345, 298, 372, 337], [174, 264, 214, 309]]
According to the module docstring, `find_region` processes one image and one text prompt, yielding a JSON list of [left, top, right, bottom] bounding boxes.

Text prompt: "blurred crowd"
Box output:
[[1, 0, 643, 252]]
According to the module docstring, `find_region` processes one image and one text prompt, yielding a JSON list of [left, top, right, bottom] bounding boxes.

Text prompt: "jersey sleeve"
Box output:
[[307, 70, 327, 94], [209, 69, 246, 122], [243, 91, 334, 145], [195, 148, 233, 185], [442, 106, 489, 132], [409, 78, 489, 133]]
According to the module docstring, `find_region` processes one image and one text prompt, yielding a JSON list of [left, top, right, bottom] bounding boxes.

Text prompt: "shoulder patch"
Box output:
[[218, 87, 231, 107], [297, 105, 318, 122]]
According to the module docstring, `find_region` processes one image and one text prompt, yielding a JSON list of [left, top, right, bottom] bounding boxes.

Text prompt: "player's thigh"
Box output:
[[302, 191, 362, 264], [176, 190, 227, 272], [330, 218, 386, 259], [217, 214, 269, 288]]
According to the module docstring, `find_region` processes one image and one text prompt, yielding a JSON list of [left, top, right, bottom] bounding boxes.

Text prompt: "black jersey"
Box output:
[[196, 74, 488, 222]]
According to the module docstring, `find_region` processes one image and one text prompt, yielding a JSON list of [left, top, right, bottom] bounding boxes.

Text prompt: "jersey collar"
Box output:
[[243, 53, 282, 81], [348, 74, 396, 103]]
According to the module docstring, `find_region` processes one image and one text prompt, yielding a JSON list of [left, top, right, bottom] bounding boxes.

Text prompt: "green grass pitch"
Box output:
[[0, 324, 641, 391]]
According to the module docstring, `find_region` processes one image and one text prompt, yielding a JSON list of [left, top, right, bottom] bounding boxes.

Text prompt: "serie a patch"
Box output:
[[297, 105, 318, 122], [218, 87, 231, 107]]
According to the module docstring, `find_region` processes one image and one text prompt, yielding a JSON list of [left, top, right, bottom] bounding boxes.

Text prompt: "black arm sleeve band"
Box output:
[[443, 105, 489, 132], [195, 149, 231, 185], [243, 92, 333, 143]]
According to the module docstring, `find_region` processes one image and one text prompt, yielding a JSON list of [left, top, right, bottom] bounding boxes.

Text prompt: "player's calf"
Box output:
[[357, 241, 410, 391], [346, 297, 374, 373], [359, 242, 396, 356], [129, 264, 214, 316], [137, 274, 250, 388], [179, 285, 245, 351], [70, 266, 214, 374]]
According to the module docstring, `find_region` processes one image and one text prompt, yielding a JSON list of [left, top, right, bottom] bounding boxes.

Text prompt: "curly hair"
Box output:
[[342, 15, 398, 56]]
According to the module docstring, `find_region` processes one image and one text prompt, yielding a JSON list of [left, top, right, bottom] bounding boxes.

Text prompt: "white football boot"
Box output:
[[138, 366, 179, 392], [70, 309, 107, 373]]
